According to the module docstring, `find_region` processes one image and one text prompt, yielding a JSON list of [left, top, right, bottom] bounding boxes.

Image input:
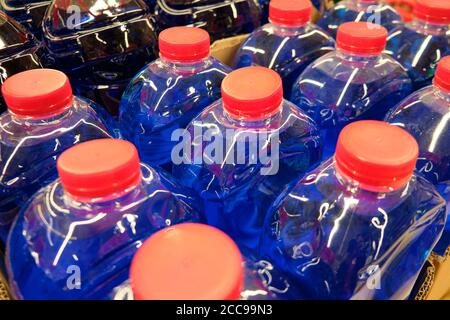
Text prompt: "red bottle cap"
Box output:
[[221, 66, 283, 121], [57, 139, 141, 201], [269, 0, 312, 26], [335, 121, 419, 192], [2, 69, 73, 119], [414, 0, 450, 24], [336, 22, 388, 56], [434, 56, 450, 93], [130, 223, 244, 300], [159, 27, 210, 62]]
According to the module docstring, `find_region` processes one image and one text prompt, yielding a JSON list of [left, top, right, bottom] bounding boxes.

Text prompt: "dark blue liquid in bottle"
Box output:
[[291, 22, 412, 159], [234, 0, 335, 99]]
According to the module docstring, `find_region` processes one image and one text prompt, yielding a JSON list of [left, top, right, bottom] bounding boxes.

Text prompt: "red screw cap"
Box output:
[[335, 121, 419, 193], [57, 139, 141, 201], [2, 69, 73, 119], [336, 22, 388, 56], [159, 27, 210, 62], [414, 0, 450, 24], [221, 66, 283, 121], [434, 56, 450, 93], [130, 223, 244, 300], [269, 0, 313, 26]]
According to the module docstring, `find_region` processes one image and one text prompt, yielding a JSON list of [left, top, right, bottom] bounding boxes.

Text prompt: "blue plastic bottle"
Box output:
[[110, 223, 303, 300], [317, 0, 403, 38], [173, 66, 322, 252], [261, 120, 446, 300], [0, 69, 112, 244], [153, 0, 261, 41], [385, 0, 450, 91], [119, 27, 231, 172], [0, 0, 51, 37], [386, 56, 450, 255], [234, 0, 335, 99], [291, 22, 412, 159], [41, 0, 158, 115], [6, 139, 199, 299], [0, 11, 42, 112]]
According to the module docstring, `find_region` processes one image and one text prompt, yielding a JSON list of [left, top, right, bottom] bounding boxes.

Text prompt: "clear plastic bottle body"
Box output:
[[108, 257, 304, 300], [234, 23, 335, 99], [260, 159, 446, 299], [0, 97, 112, 242], [385, 20, 450, 91], [290, 50, 412, 159], [153, 0, 261, 41], [119, 57, 231, 171], [172, 99, 322, 251], [41, 0, 158, 114], [317, 0, 403, 38], [6, 163, 200, 299], [385, 86, 450, 254], [0, 11, 42, 112]]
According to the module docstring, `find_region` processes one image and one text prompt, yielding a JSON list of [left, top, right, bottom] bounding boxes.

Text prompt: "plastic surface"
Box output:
[[153, 0, 261, 41], [111, 223, 304, 300], [260, 121, 446, 299], [6, 140, 200, 299], [317, 0, 403, 38], [0, 0, 51, 37], [41, 0, 158, 115], [291, 23, 412, 159], [119, 37, 230, 171], [0, 11, 42, 112], [385, 58, 450, 254], [385, 1, 450, 91], [234, 1, 335, 98], [336, 22, 387, 55], [173, 67, 322, 251], [159, 27, 211, 62], [0, 88, 112, 243]]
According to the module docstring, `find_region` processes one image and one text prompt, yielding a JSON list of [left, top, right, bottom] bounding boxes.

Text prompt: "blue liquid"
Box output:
[[172, 100, 323, 252], [260, 159, 447, 299], [0, 98, 112, 244], [317, 0, 403, 38], [385, 21, 450, 91], [234, 23, 335, 99], [119, 58, 231, 172], [41, 0, 158, 115], [0, 0, 50, 37], [386, 85, 450, 255], [153, 0, 261, 41], [6, 164, 200, 299], [0, 11, 42, 112], [291, 51, 412, 159]]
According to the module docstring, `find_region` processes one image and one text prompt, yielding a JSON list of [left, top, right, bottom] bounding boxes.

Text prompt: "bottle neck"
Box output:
[[336, 49, 381, 65], [10, 101, 73, 125], [269, 21, 310, 35], [350, 0, 381, 10], [159, 56, 211, 73], [433, 84, 450, 102], [222, 103, 283, 128], [409, 18, 450, 35]]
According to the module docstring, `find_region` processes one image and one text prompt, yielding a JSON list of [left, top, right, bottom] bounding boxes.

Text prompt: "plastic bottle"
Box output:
[[0, 0, 51, 37], [6, 139, 200, 299], [317, 0, 403, 38], [385, 0, 450, 91], [153, 0, 261, 41], [41, 0, 158, 115], [291, 21, 412, 159], [0, 69, 112, 243], [173, 66, 322, 252], [119, 27, 231, 172], [111, 223, 302, 300], [234, 0, 335, 99], [261, 120, 446, 299], [385, 56, 450, 255], [0, 11, 42, 112]]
